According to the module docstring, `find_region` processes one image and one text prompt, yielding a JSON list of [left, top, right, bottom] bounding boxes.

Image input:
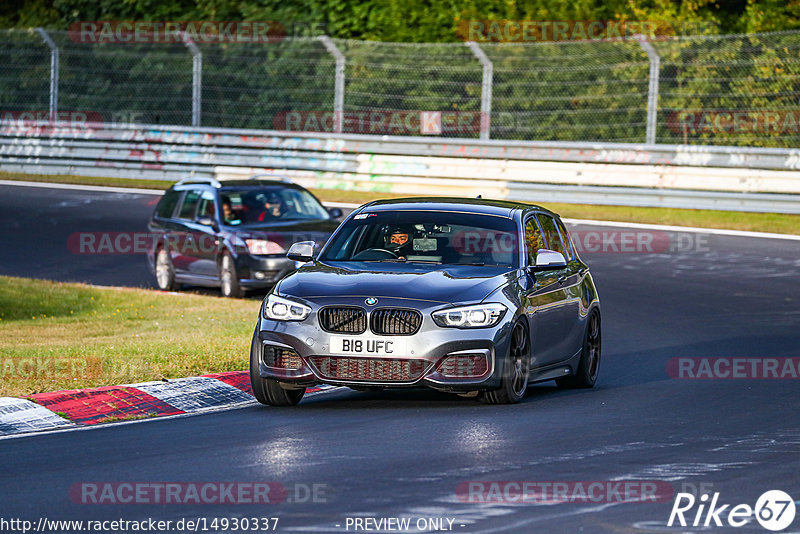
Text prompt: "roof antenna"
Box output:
[[476, 194, 482, 199]]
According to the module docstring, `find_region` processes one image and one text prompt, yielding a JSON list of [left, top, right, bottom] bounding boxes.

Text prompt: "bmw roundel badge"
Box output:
[[365, 297, 378, 306]]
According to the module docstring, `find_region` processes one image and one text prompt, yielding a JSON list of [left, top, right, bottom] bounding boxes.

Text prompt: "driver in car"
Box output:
[[258, 193, 284, 222], [221, 196, 241, 225], [384, 225, 415, 260]]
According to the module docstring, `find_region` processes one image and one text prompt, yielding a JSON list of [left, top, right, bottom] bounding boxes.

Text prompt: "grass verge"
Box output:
[[1, 171, 798, 235], [0, 276, 257, 397]]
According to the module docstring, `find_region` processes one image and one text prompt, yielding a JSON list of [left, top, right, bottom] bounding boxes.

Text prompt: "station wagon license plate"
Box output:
[[329, 336, 407, 357]]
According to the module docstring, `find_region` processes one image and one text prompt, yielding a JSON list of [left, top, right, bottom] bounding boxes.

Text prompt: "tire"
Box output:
[[556, 310, 601, 389], [154, 247, 180, 291], [219, 252, 243, 298], [480, 319, 530, 404], [249, 329, 306, 406]]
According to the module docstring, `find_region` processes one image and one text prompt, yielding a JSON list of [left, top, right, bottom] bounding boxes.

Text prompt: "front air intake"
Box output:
[[309, 356, 427, 382], [437, 354, 490, 378], [262, 346, 303, 370], [370, 308, 422, 335], [318, 307, 367, 334]]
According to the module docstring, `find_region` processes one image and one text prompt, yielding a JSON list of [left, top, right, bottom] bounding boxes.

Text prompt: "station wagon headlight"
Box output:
[[432, 303, 507, 328], [263, 294, 311, 321], [246, 239, 285, 255]]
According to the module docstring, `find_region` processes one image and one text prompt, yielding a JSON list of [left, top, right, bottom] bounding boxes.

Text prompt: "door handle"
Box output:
[[558, 275, 567, 284]]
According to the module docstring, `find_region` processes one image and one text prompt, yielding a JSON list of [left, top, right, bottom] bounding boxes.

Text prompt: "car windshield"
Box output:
[[219, 186, 329, 225], [320, 210, 519, 268]]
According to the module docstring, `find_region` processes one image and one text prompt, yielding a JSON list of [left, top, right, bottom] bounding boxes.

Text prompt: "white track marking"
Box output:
[[0, 179, 359, 208], [0, 179, 165, 195], [0, 397, 75, 435], [563, 217, 800, 241], [132, 377, 253, 412], [0, 383, 343, 440], [3, 179, 797, 240]]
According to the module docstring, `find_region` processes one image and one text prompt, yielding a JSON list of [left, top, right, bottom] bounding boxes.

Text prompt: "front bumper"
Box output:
[[255, 296, 514, 391]]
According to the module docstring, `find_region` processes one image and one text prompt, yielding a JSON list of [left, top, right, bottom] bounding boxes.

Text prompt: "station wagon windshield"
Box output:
[[220, 187, 330, 225]]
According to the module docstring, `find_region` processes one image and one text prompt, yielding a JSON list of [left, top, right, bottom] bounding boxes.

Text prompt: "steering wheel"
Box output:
[[352, 248, 399, 261]]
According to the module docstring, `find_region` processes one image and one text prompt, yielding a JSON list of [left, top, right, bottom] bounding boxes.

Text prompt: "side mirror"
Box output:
[[196, 216, 218, 230], [328, 207, 343, 219], [530, 249, 567, 271], [287, 241, 315, 262]]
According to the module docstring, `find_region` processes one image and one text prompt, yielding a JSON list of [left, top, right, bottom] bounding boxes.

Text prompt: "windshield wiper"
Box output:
[[455, 262, 508, 267], [357, 258, 443, 264]]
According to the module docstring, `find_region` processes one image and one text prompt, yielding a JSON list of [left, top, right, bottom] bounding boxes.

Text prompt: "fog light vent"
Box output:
[[262, 346, 303, 370], [254, 270, 280, 280], [437, 354, 489, 378]]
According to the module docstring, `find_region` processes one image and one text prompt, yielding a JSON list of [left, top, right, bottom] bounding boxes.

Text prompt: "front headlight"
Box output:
[[432, 303, 507, 328], [246, 239, 285, 255], [263, 294, 312, 321]]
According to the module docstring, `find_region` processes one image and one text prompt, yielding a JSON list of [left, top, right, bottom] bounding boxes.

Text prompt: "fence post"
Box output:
[[636, 34, 660, 145], [318, 36, 345, 133], [34, 28, 59, 122], [466, 41, 493, 140], [181, 32, 202, 127]]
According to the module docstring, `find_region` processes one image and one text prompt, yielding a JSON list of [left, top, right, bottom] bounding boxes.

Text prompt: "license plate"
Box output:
[[330, 336, 407, 357]]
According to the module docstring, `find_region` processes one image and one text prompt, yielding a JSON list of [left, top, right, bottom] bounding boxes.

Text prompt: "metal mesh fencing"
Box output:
[[2, 28, 800, 147], [51, 31, 192, 125], [0, 30, 52, 114], [333, 40, 483, 137], [483, 41, 650, 142], [654, 32, 800, 147], [201, 38, 335, 130]]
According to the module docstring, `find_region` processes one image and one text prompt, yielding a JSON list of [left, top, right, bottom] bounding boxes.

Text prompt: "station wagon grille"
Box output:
[[319, 307, 366, 334], [370, 308, 422, 335], [309, 356, 426, 382]]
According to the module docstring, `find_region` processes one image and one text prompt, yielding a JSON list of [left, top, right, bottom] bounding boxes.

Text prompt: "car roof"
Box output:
[[172, 179, 303, 189], [359, 197, 556, 218], [219, 179, 301, 189]]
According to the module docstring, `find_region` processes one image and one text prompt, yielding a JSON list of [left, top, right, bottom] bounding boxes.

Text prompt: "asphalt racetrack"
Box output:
[[1, 181, 799, 532]]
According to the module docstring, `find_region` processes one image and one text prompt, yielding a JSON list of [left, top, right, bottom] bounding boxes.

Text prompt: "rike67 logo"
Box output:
[[669, 490, 796, 531]]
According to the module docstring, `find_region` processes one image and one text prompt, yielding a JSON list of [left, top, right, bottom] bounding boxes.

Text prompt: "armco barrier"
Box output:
[[1, 122, 800, 213]]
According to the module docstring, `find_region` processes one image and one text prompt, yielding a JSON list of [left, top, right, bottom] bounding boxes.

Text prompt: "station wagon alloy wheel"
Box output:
[[220, 253, 242, 298], [155, 248, 177, 291]]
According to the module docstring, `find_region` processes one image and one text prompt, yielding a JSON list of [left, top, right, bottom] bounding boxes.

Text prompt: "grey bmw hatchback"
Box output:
[[250, 198, 601, 405]]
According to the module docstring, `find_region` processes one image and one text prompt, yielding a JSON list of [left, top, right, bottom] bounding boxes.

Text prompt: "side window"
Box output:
[[537, 214, 567, 257], [555, 217, 576, 260], [196, 190, 217, 219], [177, 189, 201, 220], [155, 190, 180, 219], [524, 218, 544, 266]]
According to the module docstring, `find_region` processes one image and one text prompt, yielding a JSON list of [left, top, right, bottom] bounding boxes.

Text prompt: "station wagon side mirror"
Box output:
[[530, 249, 567, 271], [196, 216, 218, 230], [287, 241, 316, 262], [327, 207, 343, 219]]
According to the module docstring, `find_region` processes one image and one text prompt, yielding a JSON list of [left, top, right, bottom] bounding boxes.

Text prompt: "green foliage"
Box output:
[[2, 1, 800, 146], [2, 0, 799, 39]]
